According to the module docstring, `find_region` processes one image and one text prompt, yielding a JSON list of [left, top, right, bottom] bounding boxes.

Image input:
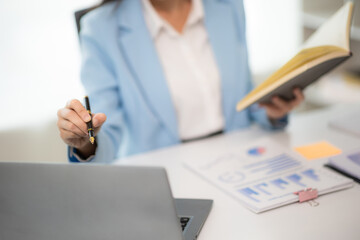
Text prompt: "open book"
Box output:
[[236, 2, 354, 112]]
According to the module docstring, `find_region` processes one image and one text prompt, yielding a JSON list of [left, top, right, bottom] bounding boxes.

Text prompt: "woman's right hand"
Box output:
[[57, 99, 107, 158]]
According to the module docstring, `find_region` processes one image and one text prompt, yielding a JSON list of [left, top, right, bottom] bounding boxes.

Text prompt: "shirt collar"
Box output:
[[187, 0, 204, 27], [142, 0, 204, 39]]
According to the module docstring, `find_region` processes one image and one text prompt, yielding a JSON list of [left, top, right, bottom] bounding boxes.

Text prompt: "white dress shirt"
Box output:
[[142, 0, 224, 141]]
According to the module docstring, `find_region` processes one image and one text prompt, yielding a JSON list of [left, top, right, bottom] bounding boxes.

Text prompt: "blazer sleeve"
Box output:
[[73, 12, 125, 163], [231, 0, 288, 130]]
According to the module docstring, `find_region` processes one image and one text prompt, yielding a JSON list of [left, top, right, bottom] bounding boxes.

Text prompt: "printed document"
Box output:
[[184, 138, 353, 213]]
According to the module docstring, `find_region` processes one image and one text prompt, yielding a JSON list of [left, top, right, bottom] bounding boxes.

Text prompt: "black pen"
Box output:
[[84, 96, 95, 144]]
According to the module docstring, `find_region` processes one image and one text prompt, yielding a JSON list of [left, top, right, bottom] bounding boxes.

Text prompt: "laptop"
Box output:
[[0, 162, 212, 240]]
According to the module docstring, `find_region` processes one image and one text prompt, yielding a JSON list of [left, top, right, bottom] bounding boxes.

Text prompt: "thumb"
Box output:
[[92, 113, 107, 128]]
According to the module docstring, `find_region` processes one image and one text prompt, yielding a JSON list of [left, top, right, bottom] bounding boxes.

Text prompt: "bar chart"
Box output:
[[237, 168, 324, 203], [184, 137, 353, 212]]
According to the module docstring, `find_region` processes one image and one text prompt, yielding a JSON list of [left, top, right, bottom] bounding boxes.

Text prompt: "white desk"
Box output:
[[116, 104, 360, 240]]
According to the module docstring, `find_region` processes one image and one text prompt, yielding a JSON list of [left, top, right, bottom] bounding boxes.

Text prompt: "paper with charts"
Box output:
[[184, 138, 353, 213]]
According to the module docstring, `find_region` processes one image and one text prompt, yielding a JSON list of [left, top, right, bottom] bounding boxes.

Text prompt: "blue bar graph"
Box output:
[[255, 183, 271, 195], [238, 187, 260, 202], [287, 174, 306, 187], [266, 162, 301, 174], [302, 169, 319, 181], [218, 171, 245, 183], [270, 178, 289, 189], [243, 154, 289, 169], [243, 154, 300, 175]]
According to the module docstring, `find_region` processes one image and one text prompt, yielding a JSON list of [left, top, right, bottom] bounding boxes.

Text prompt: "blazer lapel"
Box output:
[[203, 0, 248, 130], [115, 0, 178, 139]]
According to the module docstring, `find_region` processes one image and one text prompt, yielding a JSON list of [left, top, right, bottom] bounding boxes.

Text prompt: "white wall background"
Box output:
[[0, 0, 97, 131], [0, 0, 302, 131], [244, 0, 302, 77]]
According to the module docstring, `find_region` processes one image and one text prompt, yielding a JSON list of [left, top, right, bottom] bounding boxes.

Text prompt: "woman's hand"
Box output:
[[57, 99, 107, 158], [259, 88, 304, 120]]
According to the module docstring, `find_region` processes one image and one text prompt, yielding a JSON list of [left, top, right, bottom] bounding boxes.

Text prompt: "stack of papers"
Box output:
[[184, 138, 353, 213]]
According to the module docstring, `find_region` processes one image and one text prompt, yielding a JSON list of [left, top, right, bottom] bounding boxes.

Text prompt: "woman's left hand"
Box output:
[[259, 88, 304, 120]]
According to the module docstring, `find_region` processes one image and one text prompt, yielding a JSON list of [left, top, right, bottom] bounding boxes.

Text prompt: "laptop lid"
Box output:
[[0, 162, 183, 240]]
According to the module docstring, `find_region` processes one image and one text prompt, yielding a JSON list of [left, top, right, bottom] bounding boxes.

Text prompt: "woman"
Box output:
[[57, 0, 304, 163]]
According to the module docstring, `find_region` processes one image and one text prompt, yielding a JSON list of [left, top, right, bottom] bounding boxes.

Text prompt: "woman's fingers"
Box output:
[[291, 88, 304, 107], [271, 89, 304, 112], [58, 108, 88, 135], [272, 97, 291, 113], [260, 88, 305, 120], [260, 102, 281, 114], [92, 113, 107, 135], [57, 98, 107, 152], [59, 127, 83, 140], [57, 99, 107, 146], [66, 99, 91, 122], [92, 113, 107, 128], [58, 118, 87, 137], [260, 102, 285, 120]]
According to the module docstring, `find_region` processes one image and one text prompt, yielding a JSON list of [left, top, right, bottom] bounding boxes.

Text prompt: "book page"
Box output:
[[302, 2, 353, 50], [236, 45, 347, 111], [236, 2, 353, 112]]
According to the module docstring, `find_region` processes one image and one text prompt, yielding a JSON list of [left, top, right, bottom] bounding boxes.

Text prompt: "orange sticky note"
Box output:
[[294, 141, 342, 160]]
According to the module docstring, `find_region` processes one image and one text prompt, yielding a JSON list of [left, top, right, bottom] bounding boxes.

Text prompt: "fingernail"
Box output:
[[83, 114, 91, 122]]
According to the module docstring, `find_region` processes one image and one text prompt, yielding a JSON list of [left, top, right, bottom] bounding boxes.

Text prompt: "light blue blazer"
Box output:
[[74, 0, 285, 163]]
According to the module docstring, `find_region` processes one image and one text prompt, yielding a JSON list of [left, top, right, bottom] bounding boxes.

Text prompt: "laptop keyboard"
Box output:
[[179, 216, 192, 232]]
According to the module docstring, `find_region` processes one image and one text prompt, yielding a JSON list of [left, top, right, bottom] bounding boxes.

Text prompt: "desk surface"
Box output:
[[116, 104, 360, 240]]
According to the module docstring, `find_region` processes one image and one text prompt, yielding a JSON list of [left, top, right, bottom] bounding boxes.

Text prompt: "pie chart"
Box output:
[[248, 147, 266, 156]]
